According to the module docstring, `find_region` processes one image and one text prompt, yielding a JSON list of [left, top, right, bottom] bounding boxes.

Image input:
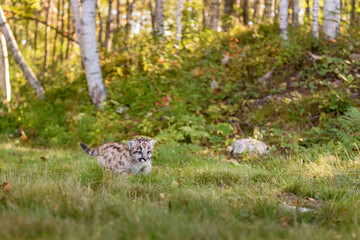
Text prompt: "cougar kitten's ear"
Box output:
[[149, 139, 156, 148], [127, 140, 136, 150]]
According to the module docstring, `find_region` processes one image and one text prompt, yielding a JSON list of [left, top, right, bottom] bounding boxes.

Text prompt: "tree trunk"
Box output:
[[223, 0, 234, 31], [43, 0, 51, 72], [305, 0, 310, 22], [243, 0, 249, 25], [66, 1, 71, 61], [60, 0, 65, 61], [176, 0, 183, 42], [149, 0, 156, 33], [312, 0, 319, 38], [210, 0, 220, 30], [322, 0, 340, 40], [70, 0, 107, 106], [350, 0, 356, 25], [264, 0, 272, 20], [336, 0, 341, 36], [82, 0, 107, 106], [0, 32, 10, 102], [52, 0, 61, 70], [34, 10, 39, 51], [155, 0, 164, 34], [292, 0, 299, 27], [0, 6, 45, 97], [253, 0, 260, 20], [125, 0, 135, 41], [104, 0, 114, 51], [279, 0, 288, 40], [96, 0, 104, 48], [202, 0, 208, 29], [112, 0, 121, 49]]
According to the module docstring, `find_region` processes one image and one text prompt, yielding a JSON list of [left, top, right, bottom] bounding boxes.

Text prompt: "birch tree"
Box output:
[[322, 0, 340, 40], [176, 0, 183, 42], [223, 0, 234, 31], [0, 31, 10, 102], [264, 0, 272, 20], [210, 0, 220, 30], [243, 0, 249, 25], [312, 0, 319, 38], [70, 0, 107, 107], [292, 0, 299, 27], [350, 0, 356, 25], [279, 0, 288, 40], [155, 0, 165, 34], [104, 0, 114, 51], [0, 5, 45, 97]]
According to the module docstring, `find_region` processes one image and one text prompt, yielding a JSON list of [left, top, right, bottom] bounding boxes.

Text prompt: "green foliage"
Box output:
[[332, 107, 360, 152]]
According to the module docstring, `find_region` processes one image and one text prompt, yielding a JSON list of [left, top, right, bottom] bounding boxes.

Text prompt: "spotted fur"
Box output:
[[80, 137, 156, 175]]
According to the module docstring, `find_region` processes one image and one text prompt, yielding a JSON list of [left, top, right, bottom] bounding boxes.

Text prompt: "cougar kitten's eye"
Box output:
[[147, 151, 151, 155]]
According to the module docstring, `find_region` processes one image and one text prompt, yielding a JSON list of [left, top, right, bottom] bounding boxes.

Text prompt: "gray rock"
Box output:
[[350, 53, 360, 61], [229, 138, 269, 157]]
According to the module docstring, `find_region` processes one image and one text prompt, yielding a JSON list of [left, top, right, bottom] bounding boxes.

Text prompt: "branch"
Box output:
[[6, 11, 78, 44]]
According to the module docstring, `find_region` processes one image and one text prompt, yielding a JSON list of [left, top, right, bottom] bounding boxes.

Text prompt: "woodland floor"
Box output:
[[1, 142, 360, 240]]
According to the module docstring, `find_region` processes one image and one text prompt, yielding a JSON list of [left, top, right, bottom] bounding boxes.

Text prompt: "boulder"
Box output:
[[349, 53, 360, 61], [229, 138, 269, 157]]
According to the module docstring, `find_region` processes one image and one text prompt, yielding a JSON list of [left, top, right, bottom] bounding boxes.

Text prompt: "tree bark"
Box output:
[[0, 6, 45, 97], [96, 0, 104, 48], [125, 0, 135, 41], [155, 0, 164, 34], [176, 0, 183, 42], [210, 0, 220, 30], [223, 0, 234, 31], [350, 0, 356, 25], [149, 0, 156, 32], [43, 0, 51, 72], [279, 0, 288, 40], [322, 0, 340, 40], [264, 0, 272, 20], [71, 0, 107, 107], [66, 1, 72, 61], [243, 0, 249, 25], [312, 0, 319, 38], [60, 0, 65, 61], [202, 0, 208, 29], [52, 0, 61, 69], [292, 0, 299, 27], [305, 0, 310, 22], [0, 31, 10, 102], [104, 0, 114, 51]]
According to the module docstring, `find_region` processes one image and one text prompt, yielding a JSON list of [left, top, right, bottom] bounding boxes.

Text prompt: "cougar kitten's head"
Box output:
[[127, 137, 156, 163]]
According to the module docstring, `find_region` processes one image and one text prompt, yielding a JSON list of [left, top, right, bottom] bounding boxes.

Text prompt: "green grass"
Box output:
[[1, 142, 360, 240]]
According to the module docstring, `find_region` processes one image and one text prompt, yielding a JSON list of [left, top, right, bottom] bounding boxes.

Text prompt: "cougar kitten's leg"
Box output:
[[141, 164, 152, 175]]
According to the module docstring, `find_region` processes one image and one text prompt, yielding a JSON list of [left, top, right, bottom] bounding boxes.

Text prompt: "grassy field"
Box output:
[[1, 142, 360, 240]]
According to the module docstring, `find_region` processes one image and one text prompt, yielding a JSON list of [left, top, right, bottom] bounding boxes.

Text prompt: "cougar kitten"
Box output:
[[80, 137, 156, 175]]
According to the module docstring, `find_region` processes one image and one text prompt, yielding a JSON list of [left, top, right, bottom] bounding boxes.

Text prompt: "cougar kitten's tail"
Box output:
[[80, 143, 99, 157]]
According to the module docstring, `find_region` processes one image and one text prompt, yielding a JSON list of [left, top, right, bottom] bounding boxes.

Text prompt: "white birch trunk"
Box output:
[[81, 0, 107, 106], [322, 0, 340, 40], [210, 0, 220, 30], [71, 0, 107, 107], [0, 31, 10, 102], [0, 5, 44, 97], [312, 0, 319, 38], [292, 0, 299, 27], [279, 0, 288, 40], [70, 0, 84, 59], [155, 0, 164, 35], [176, 0, 183, 42]]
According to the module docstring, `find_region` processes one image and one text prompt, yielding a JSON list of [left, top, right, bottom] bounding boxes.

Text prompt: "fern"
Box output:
[[332, 107, 360, 151]]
